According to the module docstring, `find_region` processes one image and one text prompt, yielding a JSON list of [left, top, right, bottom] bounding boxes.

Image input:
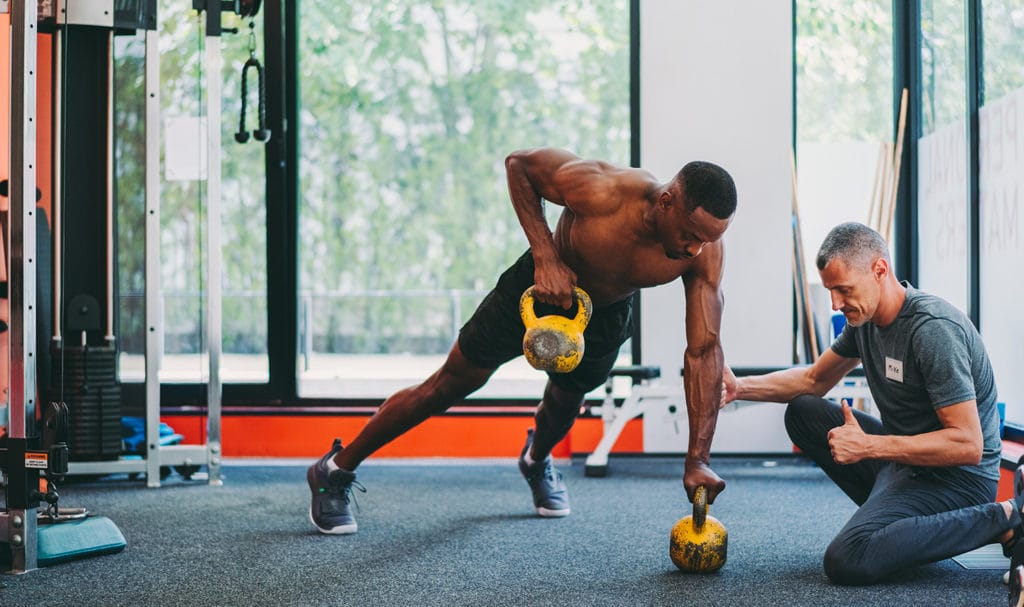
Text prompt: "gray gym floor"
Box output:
[[0, 456, 1008, 606]]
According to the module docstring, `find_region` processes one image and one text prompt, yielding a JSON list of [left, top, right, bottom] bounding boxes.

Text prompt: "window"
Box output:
[[296, 1, 630, 398], [916, 0, 969, 312], [979, 1, 1024, 420], [794, 0, 894, 346]]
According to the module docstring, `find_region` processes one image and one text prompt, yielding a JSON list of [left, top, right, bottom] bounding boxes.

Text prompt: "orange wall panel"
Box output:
[[1, 14, 9, 182], [160, 414, 645, 459], [0, 21, 53, 222]]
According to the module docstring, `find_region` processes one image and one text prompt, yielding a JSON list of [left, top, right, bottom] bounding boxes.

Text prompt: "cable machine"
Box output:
[[0, 0, 263, 572], [57, 0, 263, 487], [59, 0, 227, 487]]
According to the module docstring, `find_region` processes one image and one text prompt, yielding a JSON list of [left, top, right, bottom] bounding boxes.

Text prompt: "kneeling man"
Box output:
[[722, 222, 1021, 589]]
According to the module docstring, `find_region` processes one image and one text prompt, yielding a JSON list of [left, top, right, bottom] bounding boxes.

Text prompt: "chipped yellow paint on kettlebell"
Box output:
[[519, 286, 593, 373], [669, 486, 728, 573]]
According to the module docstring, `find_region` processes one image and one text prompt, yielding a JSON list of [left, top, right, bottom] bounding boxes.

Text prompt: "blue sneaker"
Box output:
[[307, 438, 365, 534], [518, 429, 571, 517]]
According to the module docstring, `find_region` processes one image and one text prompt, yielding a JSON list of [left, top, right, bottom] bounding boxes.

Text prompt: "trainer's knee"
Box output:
[[822, 538, 883, 586], [783, 395, 822, 437]]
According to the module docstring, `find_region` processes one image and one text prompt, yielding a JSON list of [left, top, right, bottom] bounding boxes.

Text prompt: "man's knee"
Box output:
[[784, 395, 826, 441], [537, 382, 586, 423], [544, 380, 585, 407], [784, 394, 823, 421], [822, 537, 883, 586], [416, 354, 494, 411]]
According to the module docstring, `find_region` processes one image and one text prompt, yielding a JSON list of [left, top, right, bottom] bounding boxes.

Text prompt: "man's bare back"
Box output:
[[513, 152, 728, 308], [552, 188, 722, 307]]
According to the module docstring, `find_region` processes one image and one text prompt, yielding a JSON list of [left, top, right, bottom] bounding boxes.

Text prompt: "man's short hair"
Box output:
[[815, 222, 890, 272], [676, 161, 737, 220]]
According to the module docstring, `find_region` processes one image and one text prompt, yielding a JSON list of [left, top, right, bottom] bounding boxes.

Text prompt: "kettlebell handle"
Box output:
[[519, 286, 593, 328], [692, 486, 708, 531]]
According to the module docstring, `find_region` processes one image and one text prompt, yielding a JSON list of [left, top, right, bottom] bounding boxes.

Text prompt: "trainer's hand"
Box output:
[[720, 367, 739, 409], [683, 459, 726, 504], [533, 259, 578, 309], [828, 402, 870, 464]]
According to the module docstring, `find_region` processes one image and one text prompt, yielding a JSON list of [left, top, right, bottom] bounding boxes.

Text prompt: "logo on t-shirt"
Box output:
[[885, 357, 904, 382]]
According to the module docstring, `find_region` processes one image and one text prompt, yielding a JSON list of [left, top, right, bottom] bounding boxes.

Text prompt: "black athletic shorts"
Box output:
[[457, 250, 634, 393]]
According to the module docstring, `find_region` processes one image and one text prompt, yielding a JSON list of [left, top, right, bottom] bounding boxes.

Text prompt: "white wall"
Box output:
[[639, 0, 795, 453], [797, 141, 883, 341]]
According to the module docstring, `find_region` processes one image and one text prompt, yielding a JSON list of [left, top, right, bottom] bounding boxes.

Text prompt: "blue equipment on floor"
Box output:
[[121, 416, 185, 454], [37, 515, 126, 566]]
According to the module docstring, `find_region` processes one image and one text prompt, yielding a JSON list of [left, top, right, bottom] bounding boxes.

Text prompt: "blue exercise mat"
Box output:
[[37, 516, 126, 566]]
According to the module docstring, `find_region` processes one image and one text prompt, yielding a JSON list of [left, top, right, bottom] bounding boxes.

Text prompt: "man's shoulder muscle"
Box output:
[[557, 162, 655, 214]]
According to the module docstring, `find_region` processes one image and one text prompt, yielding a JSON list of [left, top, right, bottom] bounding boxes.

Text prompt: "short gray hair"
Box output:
[[815, 222, 890, 271]]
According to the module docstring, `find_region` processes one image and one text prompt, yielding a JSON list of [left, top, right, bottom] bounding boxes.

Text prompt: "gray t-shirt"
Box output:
[[831, 283, 1000, 480]]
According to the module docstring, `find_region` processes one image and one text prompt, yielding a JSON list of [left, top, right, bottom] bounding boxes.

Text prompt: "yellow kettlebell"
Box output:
[[519, 286, 593, 374], [669, 486, 728, 573]]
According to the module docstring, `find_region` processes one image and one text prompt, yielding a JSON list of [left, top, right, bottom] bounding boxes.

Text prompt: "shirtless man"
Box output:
[[307, 148, 738, 534]]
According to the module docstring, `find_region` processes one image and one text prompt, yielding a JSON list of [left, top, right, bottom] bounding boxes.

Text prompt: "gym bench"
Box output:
[[582, 365, 872, 477]]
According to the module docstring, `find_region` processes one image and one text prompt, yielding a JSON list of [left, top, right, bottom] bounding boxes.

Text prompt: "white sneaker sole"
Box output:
[[536, 506, 571, 518], [309, 508, 358, 534]]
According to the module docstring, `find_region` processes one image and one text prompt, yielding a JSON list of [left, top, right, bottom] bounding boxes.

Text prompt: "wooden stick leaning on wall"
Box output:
[[883, 88, 909, 242], [866, 143, 883, 231], [790, 251, 804, 363], [867, 142, 891, 232], [791, 153, 819, 361], [876, 142, 894, 231]]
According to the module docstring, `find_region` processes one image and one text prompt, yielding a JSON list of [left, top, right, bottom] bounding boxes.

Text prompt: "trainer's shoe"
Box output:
[[1007, 460, 1024, 607], [307, 438, 365, 534], [1010, 565, 1024, 607], [1004, 459, 1024, 557], [518, 429, 571, 517]]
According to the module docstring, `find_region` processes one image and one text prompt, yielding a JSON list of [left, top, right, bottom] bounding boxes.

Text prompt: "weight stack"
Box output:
[[52, 344, 122, 461]]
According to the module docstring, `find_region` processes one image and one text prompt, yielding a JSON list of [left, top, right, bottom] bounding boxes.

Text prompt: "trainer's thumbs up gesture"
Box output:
[[828, 402, 869, 465]]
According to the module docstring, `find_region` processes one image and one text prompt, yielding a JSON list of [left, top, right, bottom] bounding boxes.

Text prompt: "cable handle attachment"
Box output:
[[234, 20, 271, 144]]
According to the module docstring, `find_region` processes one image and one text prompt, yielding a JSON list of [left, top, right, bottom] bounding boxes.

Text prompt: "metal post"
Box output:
[[105, 29, 115, 343], [52, 27, 63, 347], [7, 0, 41, 574], [205, 0, 223, 485], [144, 27, 164, 488], [965, 0, 981, 329], [302, 294, 312, 371]]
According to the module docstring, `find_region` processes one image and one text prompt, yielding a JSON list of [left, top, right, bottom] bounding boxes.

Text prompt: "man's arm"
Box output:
[[725, 349, 861, 405], [504, 148, 617, 308], [829, 400, 983, 466], [680, 246, 727, 504]]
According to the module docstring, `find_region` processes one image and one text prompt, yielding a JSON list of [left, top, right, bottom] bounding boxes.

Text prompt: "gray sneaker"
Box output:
[[518, 429, 571, 517], [307, 438, 365, 534]]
